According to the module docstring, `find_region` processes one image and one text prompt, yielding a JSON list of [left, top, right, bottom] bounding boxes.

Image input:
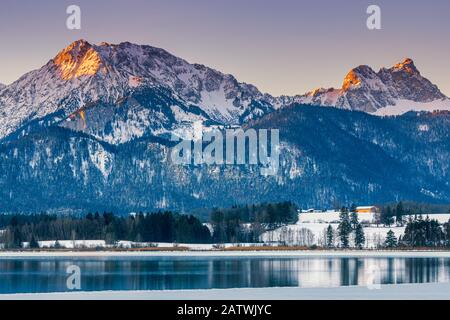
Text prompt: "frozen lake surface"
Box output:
[[3, 282, 450, 300]]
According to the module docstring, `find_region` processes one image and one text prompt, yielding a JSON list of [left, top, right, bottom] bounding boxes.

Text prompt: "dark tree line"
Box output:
[[401, 215, 448, 247], [0, 211, 211, 248], [379, 202, 407, 226], [382, 215, 450, 248], [378, 201, 450, 227], [0, 202, 298, 248], [377, 201, 450, 248], [209, 202, 298, 243]]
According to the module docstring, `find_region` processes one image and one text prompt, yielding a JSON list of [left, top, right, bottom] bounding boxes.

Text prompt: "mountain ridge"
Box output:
[[295, 58, 450, 114], [1, 40, 450, 146], [0, 40, 276, 143]]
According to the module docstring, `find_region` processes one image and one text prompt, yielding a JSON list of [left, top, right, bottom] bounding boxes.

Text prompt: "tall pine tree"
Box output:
[[396, 202, 404, 226], [354, 223, 365, 249], [350, 210, 359, 231], [384, 230, 398, 248], [338, 207, 352, 248], [326, 225, 334, 248]]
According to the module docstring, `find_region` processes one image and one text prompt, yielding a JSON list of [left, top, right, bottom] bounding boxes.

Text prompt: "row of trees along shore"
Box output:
[[377, 202, 450, 248], [1, 201, 450, 249], [0, 212, 212, 248], [381, 215, 450, 249], [327, 204, 450, 249], [209, 202, 298, 243], [377, 201, 450, 227], [0, 202, 298, 248]]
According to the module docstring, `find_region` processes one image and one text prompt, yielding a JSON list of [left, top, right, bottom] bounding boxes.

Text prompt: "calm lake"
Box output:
[[0, 256, 450, 294]]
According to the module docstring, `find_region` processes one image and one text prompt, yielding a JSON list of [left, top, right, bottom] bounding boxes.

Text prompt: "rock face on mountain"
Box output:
[[1, 40, 450, 213], [296, 58, 450, 114]]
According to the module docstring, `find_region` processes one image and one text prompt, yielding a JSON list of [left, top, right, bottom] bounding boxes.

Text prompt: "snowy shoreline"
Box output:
[[2, 282, 450, 300], [1, 250, 450, 258]]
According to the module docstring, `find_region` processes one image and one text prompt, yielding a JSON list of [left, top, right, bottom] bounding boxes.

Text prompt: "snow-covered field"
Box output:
[[115, 241, 264, 250], [19, 241, 266, 251], [261, 212, 450, 248], [261, 223, 406, 248], [2, 282, 450, 300], [23, 240, 106, 249], [298, 211, 375, 224], [261, 211, 405, 249], [414, 214, 450, 224]]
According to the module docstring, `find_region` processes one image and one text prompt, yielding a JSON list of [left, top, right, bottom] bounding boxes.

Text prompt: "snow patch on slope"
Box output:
[[88, 143, 113, 179], [199, 85, 238, 123], [373, 98, 450, 116]]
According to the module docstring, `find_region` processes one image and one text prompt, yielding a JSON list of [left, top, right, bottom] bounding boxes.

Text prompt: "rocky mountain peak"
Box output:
[[342, 65, 377, 92], [390, 58, 418, 74], [53, 40, 105, 80], [0, 40, 274, 143], [296, 58, 449, 114]]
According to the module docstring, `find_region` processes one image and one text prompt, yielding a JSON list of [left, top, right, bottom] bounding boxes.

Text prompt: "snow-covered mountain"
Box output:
[[2, 41, 450, 213], [0, 40, 275, 143], [295, 58, 450, 115], [1, 41, 449, 145]]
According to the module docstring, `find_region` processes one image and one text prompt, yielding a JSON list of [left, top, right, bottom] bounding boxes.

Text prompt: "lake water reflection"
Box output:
[[0, 256, 449, 294]]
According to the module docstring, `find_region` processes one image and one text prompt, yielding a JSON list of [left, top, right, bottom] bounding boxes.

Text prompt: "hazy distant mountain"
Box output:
[[1, 40, 450, 213], [294, 58, 450, 115]]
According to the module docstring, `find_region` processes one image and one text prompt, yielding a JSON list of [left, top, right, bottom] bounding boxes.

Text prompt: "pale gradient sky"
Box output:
[[0, 0, 449, 96]]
